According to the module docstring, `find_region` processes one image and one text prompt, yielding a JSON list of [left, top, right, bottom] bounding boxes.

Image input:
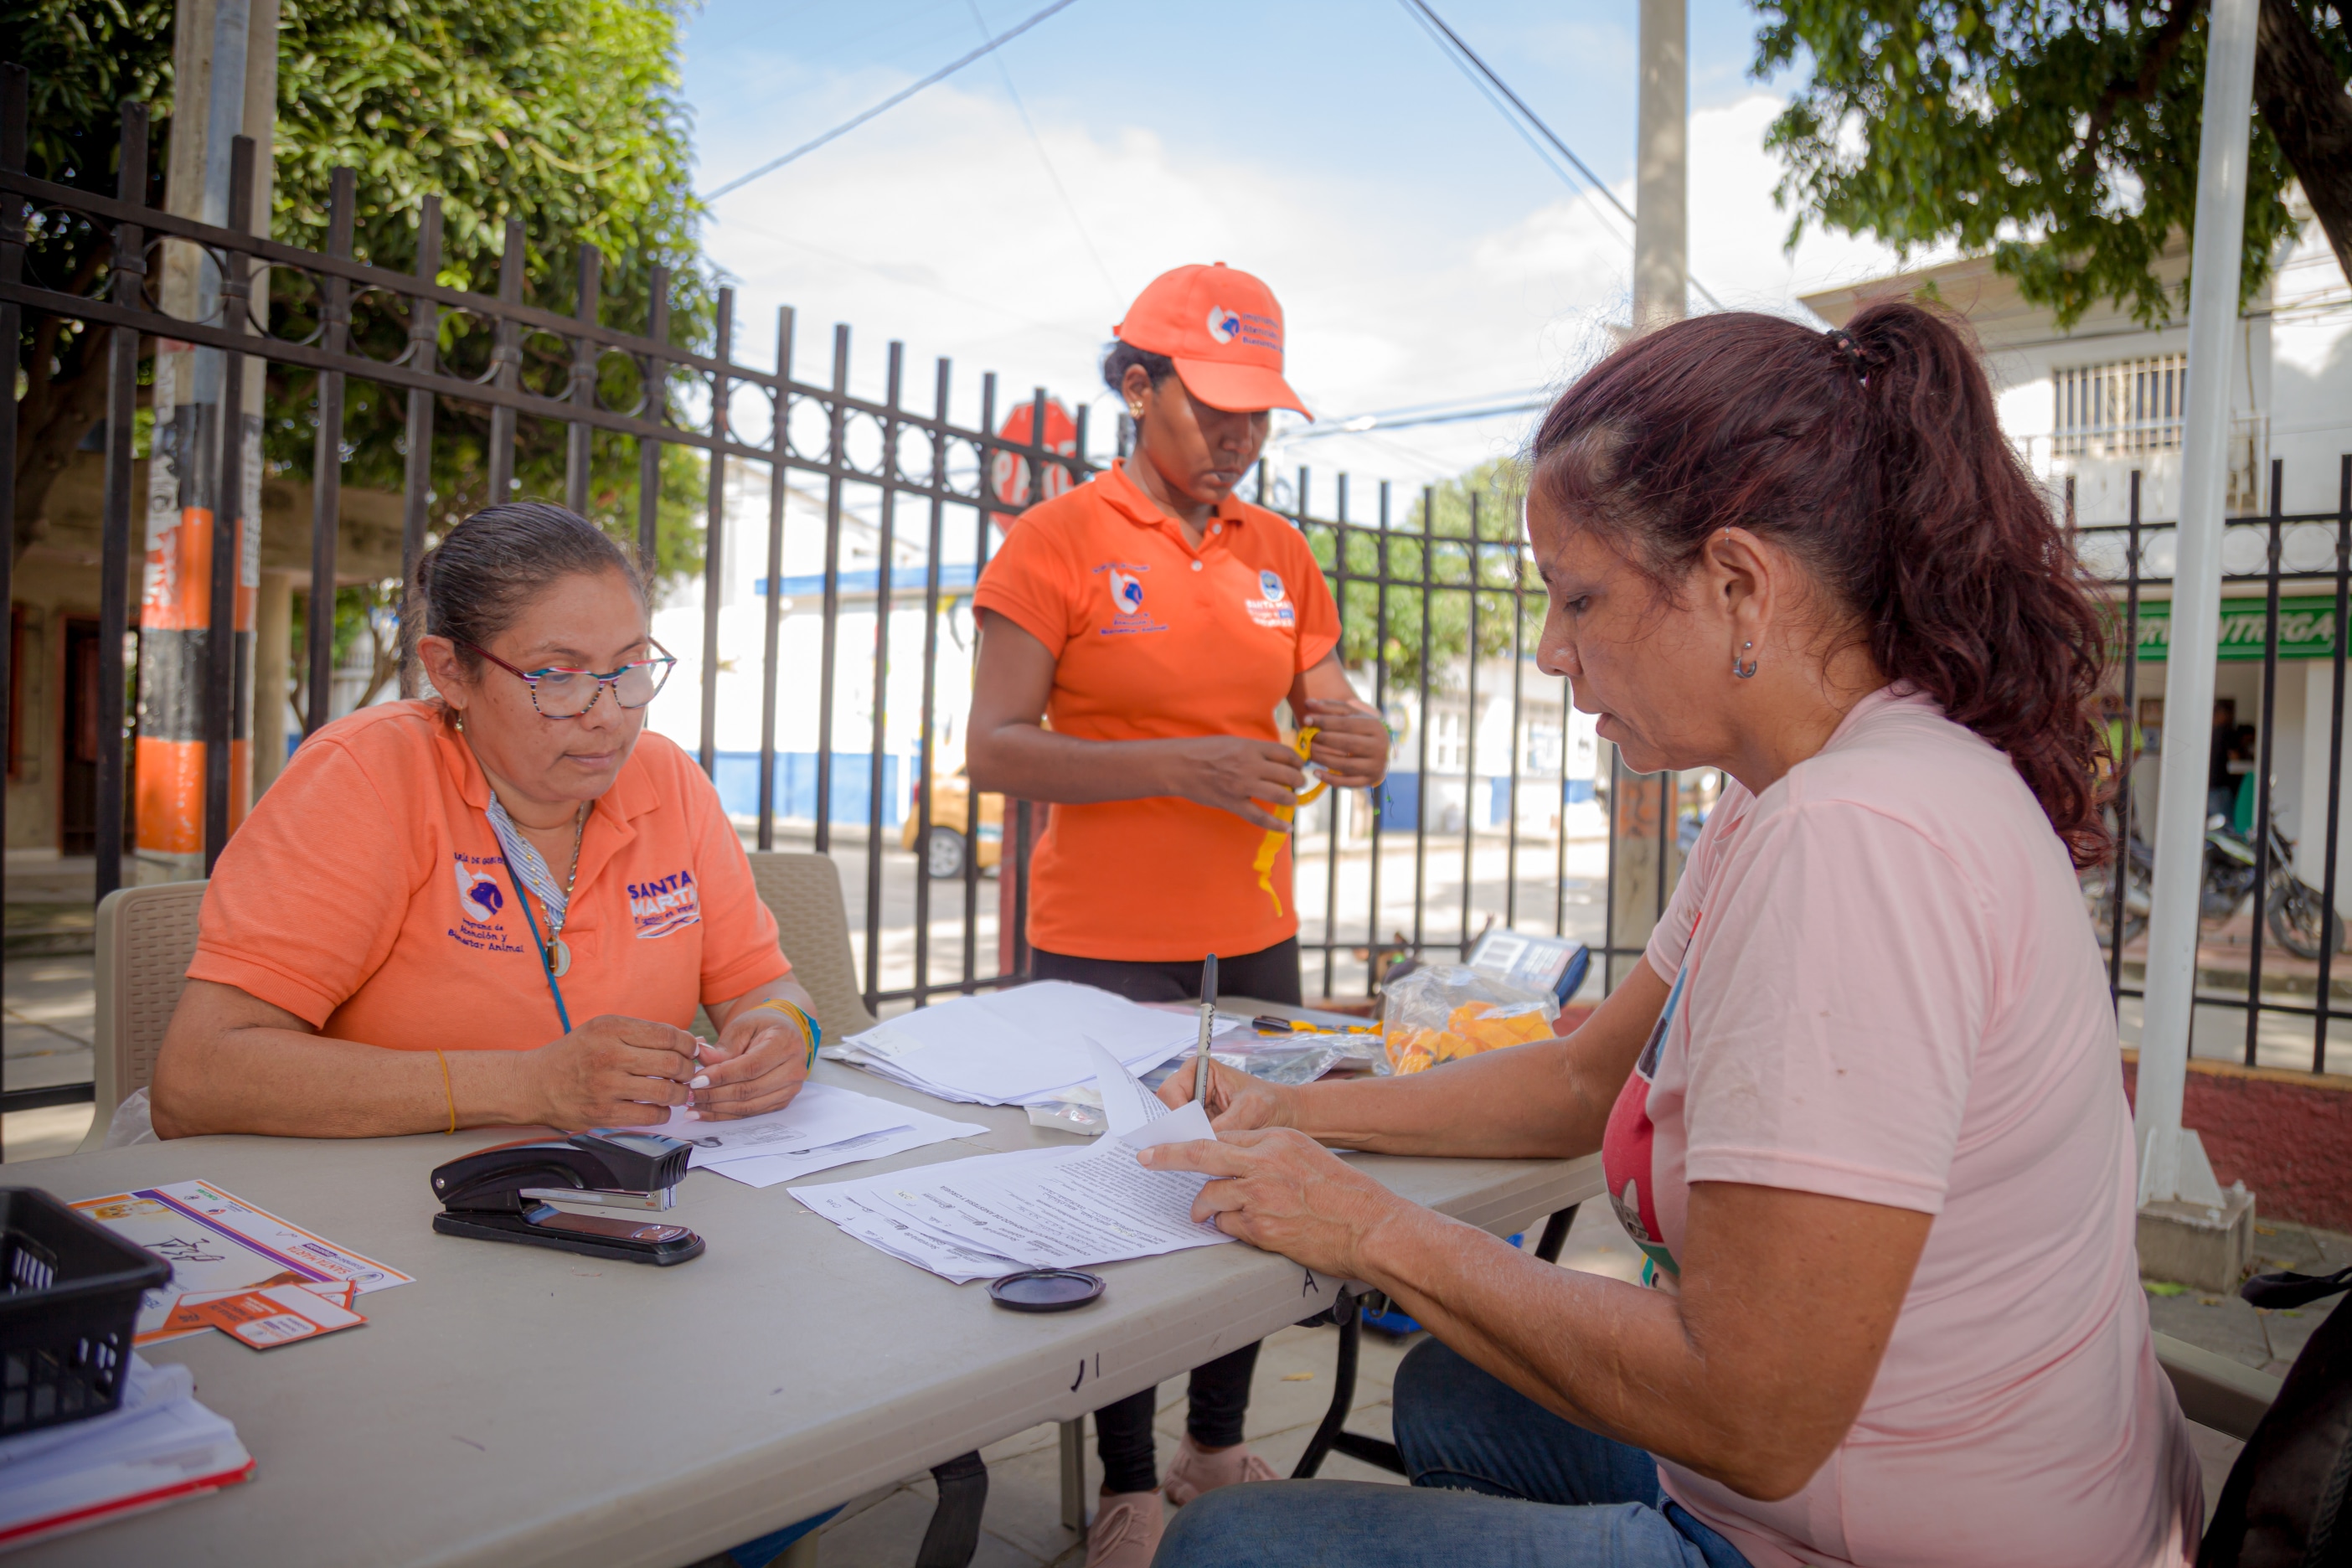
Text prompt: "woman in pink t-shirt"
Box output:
[[1145, 301, 2205, 1568]]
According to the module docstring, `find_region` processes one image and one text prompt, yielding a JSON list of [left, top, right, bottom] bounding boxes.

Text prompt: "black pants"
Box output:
[[1030, 936, 1305, 1009], [1030, 936, 1301, 1493]]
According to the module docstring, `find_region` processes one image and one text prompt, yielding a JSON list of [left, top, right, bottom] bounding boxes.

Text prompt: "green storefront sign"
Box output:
[[2120, 597, 2344, 661]]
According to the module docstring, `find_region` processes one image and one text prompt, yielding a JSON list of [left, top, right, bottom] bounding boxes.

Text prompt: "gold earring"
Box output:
[[1128, 404, 1144, 417]]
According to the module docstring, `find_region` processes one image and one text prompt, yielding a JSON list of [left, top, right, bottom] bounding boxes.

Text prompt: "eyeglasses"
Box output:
[[462, 640, 678, 718]]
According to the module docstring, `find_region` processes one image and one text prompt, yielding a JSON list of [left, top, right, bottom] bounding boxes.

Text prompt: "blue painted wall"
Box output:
[[709, 751, 905, 827]]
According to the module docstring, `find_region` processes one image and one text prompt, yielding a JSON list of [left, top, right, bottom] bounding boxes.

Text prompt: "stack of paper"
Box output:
[[0, 1357, 252, 1550], [661, 1083, 986, 1189], [793, 1044, 1234, 1282], [823, 982, 1201, 1106]]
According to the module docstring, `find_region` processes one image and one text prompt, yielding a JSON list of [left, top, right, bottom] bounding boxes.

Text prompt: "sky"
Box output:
[[678, 0, 1930, 500]]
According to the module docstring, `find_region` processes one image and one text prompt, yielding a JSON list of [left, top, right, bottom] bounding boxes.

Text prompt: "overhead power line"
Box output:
[[1399, 0, 1725, 312], [702, 0, 1086, 204]]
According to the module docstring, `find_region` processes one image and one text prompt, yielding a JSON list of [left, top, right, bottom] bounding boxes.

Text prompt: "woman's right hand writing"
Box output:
[[1153, 1054, 1302, 1133], [1161, 736, 1307, 832], [526, 1014, 700, 1128]]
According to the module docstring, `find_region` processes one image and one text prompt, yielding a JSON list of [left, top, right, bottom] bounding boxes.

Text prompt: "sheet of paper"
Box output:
[[698, 1122, 986, 1189], [659, 1083, 980, 1168], [828, 981, 1199, 1105], [793, 1101, 1230, 1280], [72, 1180, 412, 1344], [1087, 1039, 1170, 1138]]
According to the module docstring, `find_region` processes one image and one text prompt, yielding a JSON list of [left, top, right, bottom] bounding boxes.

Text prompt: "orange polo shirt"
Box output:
[[187, 700, 789, 1051], [972, 461, 1341, 962]]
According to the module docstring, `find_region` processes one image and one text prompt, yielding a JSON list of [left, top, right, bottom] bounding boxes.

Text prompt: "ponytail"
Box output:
[[1531, 301, 2111, 866]]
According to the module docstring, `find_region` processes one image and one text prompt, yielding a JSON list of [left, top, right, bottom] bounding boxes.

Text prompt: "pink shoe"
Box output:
[[1084, 1489, 1163, 1568], [1161, 1433, 1280, 1506]]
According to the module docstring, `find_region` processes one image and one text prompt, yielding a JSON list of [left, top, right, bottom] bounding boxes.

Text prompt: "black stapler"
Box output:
[[430, 1130, 704, 1266]]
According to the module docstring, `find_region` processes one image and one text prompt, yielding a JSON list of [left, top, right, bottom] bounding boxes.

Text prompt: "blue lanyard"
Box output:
[[504, 859, 573, 1034]]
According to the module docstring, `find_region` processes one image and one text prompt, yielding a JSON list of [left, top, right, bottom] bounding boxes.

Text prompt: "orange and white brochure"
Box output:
[[71, 1179, 411, 1344], [162, 1284, 368, 1349]]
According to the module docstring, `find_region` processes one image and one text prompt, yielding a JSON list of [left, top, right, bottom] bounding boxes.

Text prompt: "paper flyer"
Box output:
[[72, 1179, 412, 1344]]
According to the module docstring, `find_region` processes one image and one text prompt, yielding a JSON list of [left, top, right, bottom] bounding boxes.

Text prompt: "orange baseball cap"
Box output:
[[1113, 262, 1311, 419]]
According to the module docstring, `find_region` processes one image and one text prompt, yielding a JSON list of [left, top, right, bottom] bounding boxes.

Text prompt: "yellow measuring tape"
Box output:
[[1251, 725, 1328, 917]]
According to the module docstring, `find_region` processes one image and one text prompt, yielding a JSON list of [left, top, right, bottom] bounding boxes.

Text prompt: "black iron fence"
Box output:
[[3, 80, 1622, 1113], [2081, 456, 2352, 1076]]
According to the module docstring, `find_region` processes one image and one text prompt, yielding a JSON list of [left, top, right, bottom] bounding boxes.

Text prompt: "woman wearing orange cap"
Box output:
[[967, 263, 1390, 1565]]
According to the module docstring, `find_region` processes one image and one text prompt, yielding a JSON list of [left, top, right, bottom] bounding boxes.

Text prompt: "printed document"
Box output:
[[825, 981, 1199, 1105], [792, 1050, 1231, 1282], [659, 1083, 985, 1188]]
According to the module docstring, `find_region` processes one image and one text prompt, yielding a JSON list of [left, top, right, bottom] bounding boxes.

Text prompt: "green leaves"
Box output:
[[1753, 0, 2314, 328]]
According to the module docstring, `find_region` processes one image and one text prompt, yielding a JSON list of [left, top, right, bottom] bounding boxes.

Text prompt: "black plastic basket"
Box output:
[[0, 1188, 170, 1437]]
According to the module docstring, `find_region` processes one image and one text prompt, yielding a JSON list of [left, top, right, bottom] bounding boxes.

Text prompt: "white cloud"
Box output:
[[696, 80, 1928, 489]]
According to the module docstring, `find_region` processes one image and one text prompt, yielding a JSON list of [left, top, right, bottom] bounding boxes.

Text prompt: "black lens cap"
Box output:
[[989, 1268, 1106, 1313]]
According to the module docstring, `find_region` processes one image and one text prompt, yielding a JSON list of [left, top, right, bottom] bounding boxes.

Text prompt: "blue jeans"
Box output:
[[1154, 1340, 1752, 1568]]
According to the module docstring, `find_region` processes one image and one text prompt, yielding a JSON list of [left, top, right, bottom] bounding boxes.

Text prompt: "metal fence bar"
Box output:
[[2323, 456, 2352, 1070], [565, 244, 600, 515], [1505, 543, 1525, 930], [756, 307, 792, 852], [303, 167, 353, 741], [963, 374, 998, 992], [813, 324, 848, 852], [95, 101, 149, 903], [395, 197, 442, 695], [911, 357, 951, 1002], [1317, 467, 1341, 997], [1366, 481, 1390, 995], [2245, 465, 2283, 1065], [1459, 500, 1479, 957], [486, 217, 524, 501], [202, 137, 255, 876], [861, 346, 905, 1008], [635, 264, 668, 580], [696, 286, 732, 776], [1413, 487, 1433, 963], [2107, 472, 2143, 1000]]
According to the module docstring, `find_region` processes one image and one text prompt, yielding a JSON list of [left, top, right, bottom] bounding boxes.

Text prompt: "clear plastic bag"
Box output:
[[1380, 963, 1559, 1075]]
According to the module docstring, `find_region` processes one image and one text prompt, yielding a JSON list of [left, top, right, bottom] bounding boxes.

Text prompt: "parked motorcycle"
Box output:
[[2081, 810, 2345, 958]]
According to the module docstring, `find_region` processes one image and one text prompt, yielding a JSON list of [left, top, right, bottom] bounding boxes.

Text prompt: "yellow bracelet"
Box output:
[[750, 998, 822, 1067], [434, 1050, 456, 1135]]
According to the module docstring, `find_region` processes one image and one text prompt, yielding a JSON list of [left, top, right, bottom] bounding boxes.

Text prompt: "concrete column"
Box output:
[[250, 569, 291, 793], [137, 0, 278, 878], [1631, 0, 1687, 334], [2135, 0, 2260, 1218]]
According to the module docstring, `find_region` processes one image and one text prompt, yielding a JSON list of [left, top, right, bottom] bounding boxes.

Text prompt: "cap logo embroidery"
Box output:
[[1205, 307, 1241, 345]]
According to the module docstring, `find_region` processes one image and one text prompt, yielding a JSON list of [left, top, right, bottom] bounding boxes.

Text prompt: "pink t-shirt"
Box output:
[[1603, 687, 2202, 1568]]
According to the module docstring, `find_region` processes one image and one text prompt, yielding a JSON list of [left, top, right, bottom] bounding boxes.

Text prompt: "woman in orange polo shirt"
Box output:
[[967, 263, 1389, 1566], [152, 502, 820, 1139]]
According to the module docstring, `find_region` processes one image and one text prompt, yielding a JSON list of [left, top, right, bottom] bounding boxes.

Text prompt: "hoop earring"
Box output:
[[1733, 642, 1758, 679]]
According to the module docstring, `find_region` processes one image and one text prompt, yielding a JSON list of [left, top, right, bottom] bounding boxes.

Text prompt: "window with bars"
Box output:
[[2053, 354, 2188, 456]]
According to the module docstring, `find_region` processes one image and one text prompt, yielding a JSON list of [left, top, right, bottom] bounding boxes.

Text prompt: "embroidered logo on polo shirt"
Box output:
[[1245, 569, 1296, 629], [629, 870, 701, 939], [455, 859, 504, 921], [1091, 560, 1168, 635], [446, 854, 529, 956]]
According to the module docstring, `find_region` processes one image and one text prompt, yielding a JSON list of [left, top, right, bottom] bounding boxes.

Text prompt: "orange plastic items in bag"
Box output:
[[1384, 999, 1556, 1075]]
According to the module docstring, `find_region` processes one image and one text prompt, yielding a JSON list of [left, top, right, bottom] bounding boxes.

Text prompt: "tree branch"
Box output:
[[2254, 0, 2352, 286], [2076, 0, 2209, 183]]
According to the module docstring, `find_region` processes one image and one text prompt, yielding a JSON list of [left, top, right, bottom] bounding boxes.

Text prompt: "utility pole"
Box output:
[[140, 0, 278, 879], [1607, 0, 1689, 981], [2133, 0, 2259, 1285]]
